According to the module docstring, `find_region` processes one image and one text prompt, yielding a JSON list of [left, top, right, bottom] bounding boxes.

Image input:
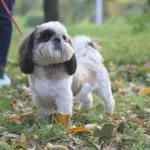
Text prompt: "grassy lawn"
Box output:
[[0, 18, 150, 149]]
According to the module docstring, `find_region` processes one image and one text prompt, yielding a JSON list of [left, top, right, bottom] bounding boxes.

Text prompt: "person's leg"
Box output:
[[0, 0, 15, 85]]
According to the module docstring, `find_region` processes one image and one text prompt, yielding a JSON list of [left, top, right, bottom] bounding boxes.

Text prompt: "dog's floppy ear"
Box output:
[[64, 38, 77, 75], [64, 53, 77, 75], [19, 29, 35, 74]]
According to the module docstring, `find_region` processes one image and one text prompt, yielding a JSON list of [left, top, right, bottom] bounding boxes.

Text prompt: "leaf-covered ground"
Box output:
[[0, 18, 150, 150]]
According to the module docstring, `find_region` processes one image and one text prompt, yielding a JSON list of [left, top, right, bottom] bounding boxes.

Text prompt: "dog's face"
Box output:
[[19, 21, 76, 75]]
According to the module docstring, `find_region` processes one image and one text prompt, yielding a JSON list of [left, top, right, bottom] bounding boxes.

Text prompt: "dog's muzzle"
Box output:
[[53, 37, 62, 50]]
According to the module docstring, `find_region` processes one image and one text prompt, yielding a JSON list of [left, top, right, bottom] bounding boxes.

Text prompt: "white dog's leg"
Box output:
[[74, 83, 96, 103], [96, 86, 115, 113], [53, 94, 73, 125], [80, 92, 93, 109], [56, 94, 73, 115]]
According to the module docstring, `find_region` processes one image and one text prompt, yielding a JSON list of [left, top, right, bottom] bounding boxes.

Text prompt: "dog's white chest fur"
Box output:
[[29, 67, 73, 115]]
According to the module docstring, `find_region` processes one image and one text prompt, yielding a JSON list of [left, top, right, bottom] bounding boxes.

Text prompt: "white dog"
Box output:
[[72, 36, 115, 113], [19, 22, 114, 123], [19, 21, 77, 119]]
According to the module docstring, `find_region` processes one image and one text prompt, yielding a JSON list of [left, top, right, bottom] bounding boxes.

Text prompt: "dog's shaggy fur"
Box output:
[[19, 21, 76, 116], [72, 36, 115, 113], [19, 22, 115, 117]]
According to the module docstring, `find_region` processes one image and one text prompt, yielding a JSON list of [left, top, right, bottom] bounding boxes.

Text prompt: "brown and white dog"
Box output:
[[72, 36, 115, 113], [19, 22, 115, 123]]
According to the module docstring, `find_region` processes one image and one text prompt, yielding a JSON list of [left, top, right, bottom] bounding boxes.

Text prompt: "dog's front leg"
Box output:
[[53, 94, 73, 125]]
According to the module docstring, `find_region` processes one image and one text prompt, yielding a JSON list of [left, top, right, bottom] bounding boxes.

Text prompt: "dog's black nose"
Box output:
[[53, 37, 61, 50], [53, 37, 61, 44]]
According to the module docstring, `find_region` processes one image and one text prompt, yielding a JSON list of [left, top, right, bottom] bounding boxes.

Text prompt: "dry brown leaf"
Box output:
[[8, 112, 34, 124], [114, 79, 124, 87], [53, 113, 70, 125], [8, 114, 26, 124], [139, 87, 150, 96], [66, 126, 92, 135], [130, 117, 144, 126], [20, 133, 28, 146]]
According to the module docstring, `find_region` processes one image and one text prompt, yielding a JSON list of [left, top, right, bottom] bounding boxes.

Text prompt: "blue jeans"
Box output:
[[0, 0, 15, 68]]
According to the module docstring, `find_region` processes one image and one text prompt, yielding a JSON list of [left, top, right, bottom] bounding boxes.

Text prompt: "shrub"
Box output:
[[125, 11, 150, 32]]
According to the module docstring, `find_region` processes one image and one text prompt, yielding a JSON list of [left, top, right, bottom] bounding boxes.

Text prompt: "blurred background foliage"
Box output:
[[13, 0, 150, 32]]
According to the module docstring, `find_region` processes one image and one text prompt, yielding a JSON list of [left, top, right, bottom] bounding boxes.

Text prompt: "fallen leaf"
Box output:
[[44, 143, 69, 150], [129, 117, 144, 126], [12, 133, 28, 149], [94, 123, 114, 139], [144, 108, 150, 114], [66, 126, 92, 135], [8, 114, 26, 124], [20, 133, 28, 146], [53, 113, 70, 125], [114, 79, 124, 87], [139, 87, 150, 96], [8, 112, 34, 124], [84, 124, 97, 130]]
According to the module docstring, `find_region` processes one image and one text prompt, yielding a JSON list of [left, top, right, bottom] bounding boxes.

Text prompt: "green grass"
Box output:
[[0, 99, 11, 111], [0, 17, 150, 149]]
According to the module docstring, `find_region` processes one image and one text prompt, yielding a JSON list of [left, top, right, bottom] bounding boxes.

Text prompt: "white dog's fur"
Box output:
[[19, 21, 76, 116], [19, 21, 115, 117], [72, 36, 115, 113]]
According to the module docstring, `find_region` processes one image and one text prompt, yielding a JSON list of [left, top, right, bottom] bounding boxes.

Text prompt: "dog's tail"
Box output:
[[72, 35, 104, 66]]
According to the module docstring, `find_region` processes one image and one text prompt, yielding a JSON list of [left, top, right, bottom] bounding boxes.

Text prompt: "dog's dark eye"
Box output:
[[88, 41, 96, 49], [62, 35, 68, 42], [39, 29, 55, 42]]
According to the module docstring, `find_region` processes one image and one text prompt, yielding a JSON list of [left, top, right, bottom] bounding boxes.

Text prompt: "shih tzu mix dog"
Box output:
[[19, 21, 115, 125], [19, 21, 77, 124], [72, 36, 115, 113]]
